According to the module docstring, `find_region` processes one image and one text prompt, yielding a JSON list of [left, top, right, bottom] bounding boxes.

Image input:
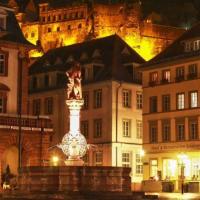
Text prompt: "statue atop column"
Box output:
[[66, 62, 82, 100]]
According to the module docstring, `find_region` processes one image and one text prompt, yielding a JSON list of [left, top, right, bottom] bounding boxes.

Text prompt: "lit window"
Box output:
[[162, 95, 170, 112], [163, 159, 177, 179], [94, 151, 103, 166], [177, 93, 185, 110], [189, 91, 198, 108], [82, 91, 89, 109], [136, 153, 143, 174], [123, 119, 131, 137], [94, 89, 102, 108], [150, 159, 158, 178], [162, 120, 170, 142], [176, 121, 185, 141], [44, 97, 53, 115], [94, 119, 102, 138], [136, 92, 142, 109], [33, 99, 41, 115], [122, 89, 131, 108], [189, 119, 198, 140], [149, 121, 157, 143], [150, 96, 157, 113], [136, 120, 142, 139], [162, 70, 170, 83], [149, 71, 158, 85], [122, 152, 131, 167], [81, 120, 89, 138]]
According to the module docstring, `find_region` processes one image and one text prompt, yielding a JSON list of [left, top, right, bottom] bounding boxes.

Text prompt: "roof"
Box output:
[[29, 34, 145, 84], [142, 22, 200, 68], [0, 4, 34, 46]]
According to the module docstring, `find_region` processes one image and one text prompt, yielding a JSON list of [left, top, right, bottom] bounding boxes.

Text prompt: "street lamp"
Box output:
[[177, 153, 187, 194]]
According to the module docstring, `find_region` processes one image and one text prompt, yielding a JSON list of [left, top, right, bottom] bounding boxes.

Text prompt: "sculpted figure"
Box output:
[[66, 62, 82, 100]]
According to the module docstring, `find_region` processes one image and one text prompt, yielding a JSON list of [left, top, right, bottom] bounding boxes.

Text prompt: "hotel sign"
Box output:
[[148, 142, 200, 153]]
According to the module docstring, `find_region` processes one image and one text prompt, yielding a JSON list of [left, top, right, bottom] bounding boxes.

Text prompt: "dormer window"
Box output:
[[184, 40, 200, 52], [194, 40, 200, 51]]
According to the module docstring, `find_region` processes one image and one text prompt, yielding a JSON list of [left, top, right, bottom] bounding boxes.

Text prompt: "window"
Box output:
[[47, 16, 50, 22], [44, 97, 53, 114], [185, 42, 191, 52], [136, 92, 142, 109], [162, 95, 170, 112], [162, 120, 170, 142], [136, 120, 142, 139], [67, 25, 71, 30], [78, 23, 82, 29], [0, 95, 6, 113], [193, 40, 200, 51], [122, 89, 131, 108], [53, 15, 56, 21], [163, 159, 177, 179], [31, 32, 35, 38], [123, 119, 131, 137], [94, 89, 102, 108], [0, 52, 8, 76], [149, 71, 158, 85], [32, 77, 37, 89], [150, 96, 157, 113], [58, 14, 61, 21], [94, 151, 103, 166], [149, 121, 157, 143], [33, 99, 41, 115], [150, 159, 158, 178], [177, 93, 185, 110], [47, 27, 51, 33], [81, 120, 89, 138], [176, 119, 185, 141], [82, 152, 89, 166], [0, 16, 6, 30], [176, 67, 184, 81], [57, 27, 60, 32], [136, 153, 143, 174], [189, 91, 198, 108], [122, 152, 131, 167], [44, 74, 49, 87], [189, 118, 198, 140], [188, 64, 198, 79], [82, 91, 89, 109], [162, 70, 170, 83], [94, 119, 102, 138]]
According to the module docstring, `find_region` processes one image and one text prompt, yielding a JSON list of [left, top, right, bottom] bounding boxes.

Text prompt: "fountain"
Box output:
[[7, 62, 132, 200]]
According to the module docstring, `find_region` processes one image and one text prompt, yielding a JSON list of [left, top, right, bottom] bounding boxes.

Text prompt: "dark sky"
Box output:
[[1, 0, 200, 28]]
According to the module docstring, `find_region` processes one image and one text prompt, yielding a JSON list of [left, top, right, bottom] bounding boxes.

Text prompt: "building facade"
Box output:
[[0, 4, 53, 187], [142, 23, 200, 192], [8, 0, 184, 60], [28, 35, 144, 189]]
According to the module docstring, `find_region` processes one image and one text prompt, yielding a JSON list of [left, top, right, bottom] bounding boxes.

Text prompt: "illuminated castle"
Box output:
[[8, 0, 184, 60]]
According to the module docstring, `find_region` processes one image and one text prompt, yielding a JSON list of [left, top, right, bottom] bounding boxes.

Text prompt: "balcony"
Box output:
[[161, 78, 170, 84], [175, 76, 184, 82], [187, 73, 197, 80], [0, 114, 53, 131], [149, 81, 158, 87]]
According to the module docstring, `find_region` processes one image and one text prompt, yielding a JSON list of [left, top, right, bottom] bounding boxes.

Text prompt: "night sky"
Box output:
[[1, 0, 200, 28]]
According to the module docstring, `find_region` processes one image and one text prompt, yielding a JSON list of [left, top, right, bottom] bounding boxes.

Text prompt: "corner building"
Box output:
[[28, 35, 144, 189], [142, 23, 200, 192], [0, 4, 53, 188]]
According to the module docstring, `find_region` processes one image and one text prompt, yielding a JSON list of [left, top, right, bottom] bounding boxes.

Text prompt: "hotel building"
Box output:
[[142, 23, 200, 192]]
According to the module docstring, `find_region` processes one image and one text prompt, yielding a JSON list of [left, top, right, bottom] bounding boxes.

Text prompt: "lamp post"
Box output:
[[177, 153, 187, 194]]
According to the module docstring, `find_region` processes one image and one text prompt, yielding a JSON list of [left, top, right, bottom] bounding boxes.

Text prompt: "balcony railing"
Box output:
[[149, 81, 158, 86], [0, 114, 53, 130], [175, 76, 185, 82], [187, 73, 197, 80]]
